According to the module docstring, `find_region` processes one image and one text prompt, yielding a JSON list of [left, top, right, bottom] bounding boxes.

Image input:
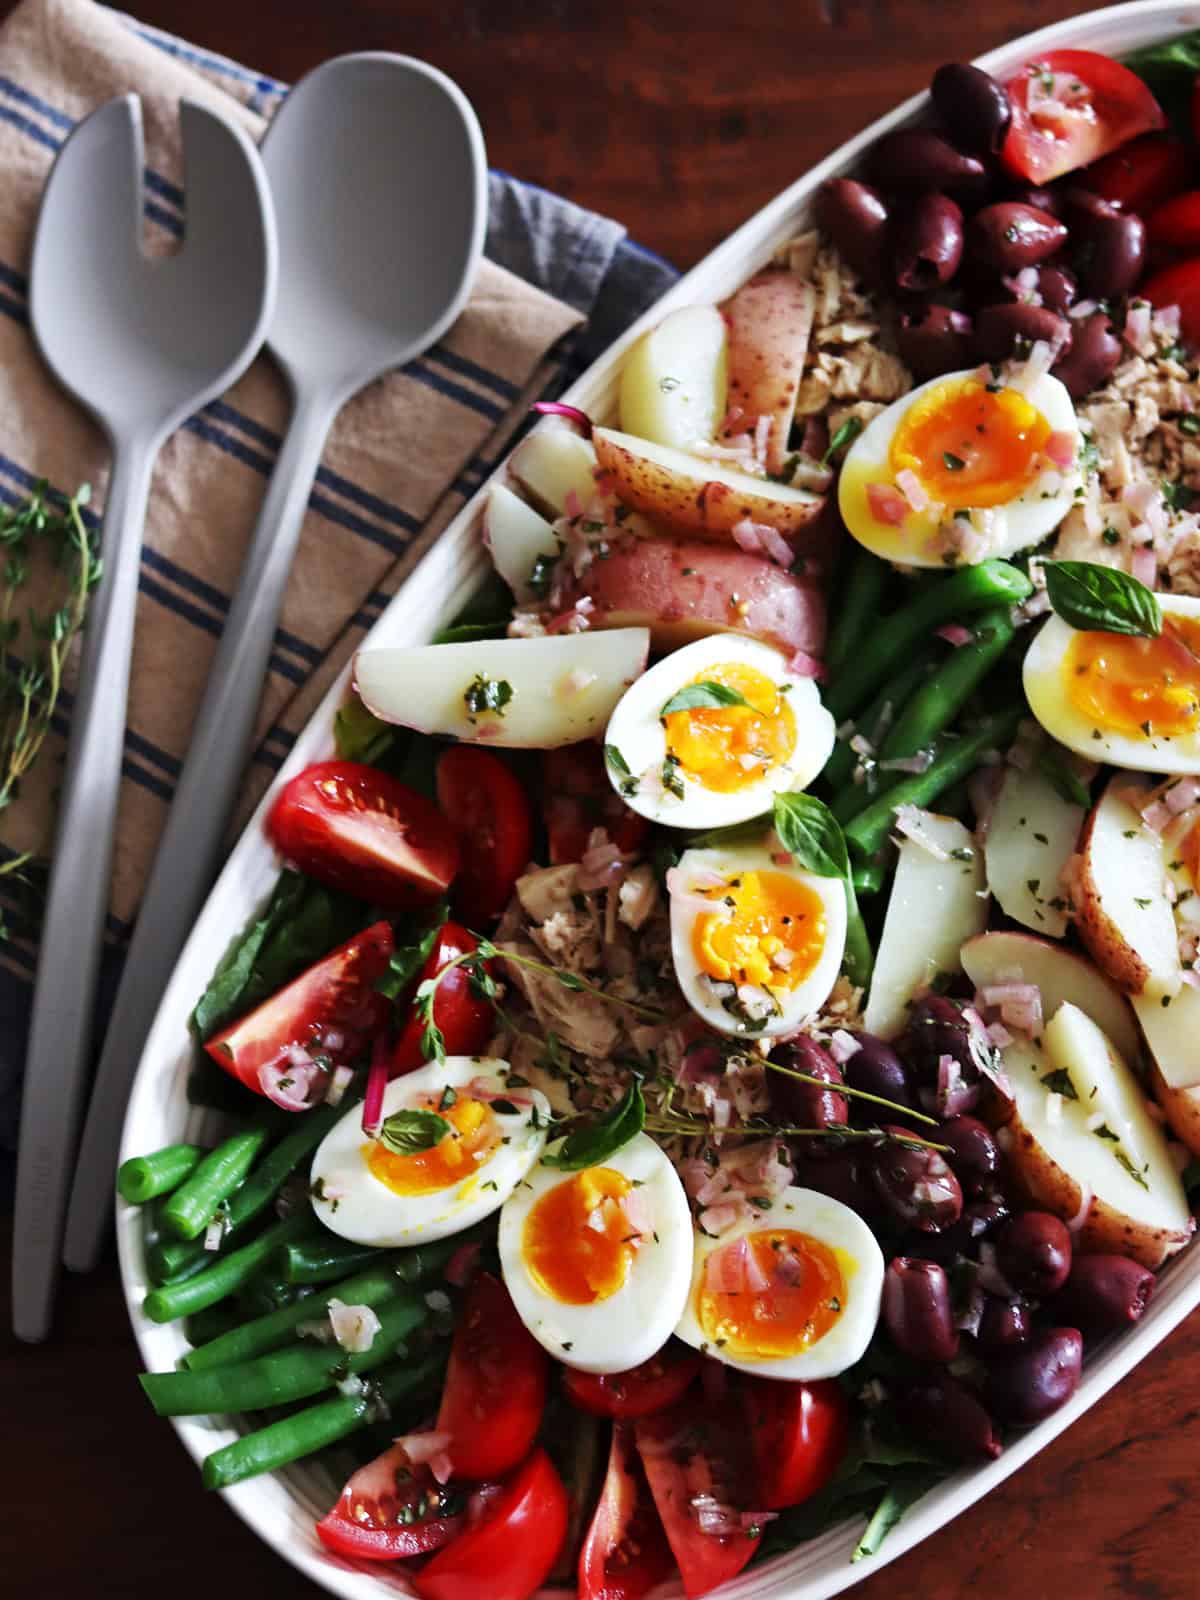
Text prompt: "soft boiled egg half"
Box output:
[[1025, 592, 1200, 774], [310, 1056, 550, 1247], [839, 367, 1080, 569], [675, 1186, 884, 1379], [498, 1132, 693, 1373], [669, 843, 846, 1037], [603, 633, 835, 830]]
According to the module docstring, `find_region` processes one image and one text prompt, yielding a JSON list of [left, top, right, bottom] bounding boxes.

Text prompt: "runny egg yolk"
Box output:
[[365, 1096, 500, 1196], [697, 1229, 846, 1360], [889, 378, 1052, 508], [1066, 615, 1200, 738], [693, 870, 826, 991], [663, 662, 796, 793], [521, 1167, 636, 1304]]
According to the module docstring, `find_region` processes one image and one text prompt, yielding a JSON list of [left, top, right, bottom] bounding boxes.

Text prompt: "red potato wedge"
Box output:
[[719, 271, 815, 474], [592, 426, 826, 542], [1151, 1059, 1200, 1157], [556, 534, 826, 658], [1134, 979, 1200, 1093]]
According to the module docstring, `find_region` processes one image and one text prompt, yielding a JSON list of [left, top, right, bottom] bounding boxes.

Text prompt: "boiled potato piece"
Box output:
[[592, 426, 825, 541], [1134, 979, 1200, 1092], [863, 812, 988, 1039], [485, 485, 560, 603], [1150, 1058, 1200, 1155], [355, 629, 649, 749], [720, 272, 815, 474], [619, 305, 728, 450], [1075, 776, 1180, 1000], [508, 421, 599, 517], [984, 764, 1084, 939]]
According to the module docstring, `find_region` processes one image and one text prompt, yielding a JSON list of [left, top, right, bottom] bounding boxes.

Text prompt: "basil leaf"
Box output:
[[1042, 560, 1162, 639], [772, 792, 849, 880], [1035, 747, 1091, 810], [822, 415, 863, 465], [542, 1080, 645, 1171], [333, 697, 394, 764], [377, 1108, 451, 1157], [660, 681, 754, 718]]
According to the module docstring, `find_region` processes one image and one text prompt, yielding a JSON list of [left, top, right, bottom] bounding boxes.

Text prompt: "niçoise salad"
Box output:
[[126, 35, 1200, 1600]]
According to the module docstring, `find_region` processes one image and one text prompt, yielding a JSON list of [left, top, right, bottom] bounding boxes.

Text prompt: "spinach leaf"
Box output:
[[772, 792, 850, 879], [375, 908, 447, 1000], [542, 1080, 645, 1171], [852, 1466, 946, 1562], [1042, 560, 1162, 639], [333, 696, 395, 764], [660, 681, 754, 718], [1123, 33, 1200, 136]]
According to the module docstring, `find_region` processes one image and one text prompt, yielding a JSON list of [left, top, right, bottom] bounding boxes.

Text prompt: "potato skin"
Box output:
[[1151, 1060, 1200, 1158], [720, 272, 815, 475], [558, 533, 826, 657]]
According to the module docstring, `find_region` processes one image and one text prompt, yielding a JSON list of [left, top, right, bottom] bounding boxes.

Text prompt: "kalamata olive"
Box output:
[[896, 303, 974, 379], [895, 1372, 1002, 1462], [990, 1327, 1083, 1424], [976, 1294, 1033, 1353], [816, 178, 890, 279], [768, 1036, 848, 1148], [1035, 263, 1077, 314], [891, 193, 964, 291], [974, 302, 1072, 364], [844, 1034, 917, 1117], [867, 129, 989, 196], [937, 1116, 1000, 1196], [1051, 311, 1122, 399], [1063, 191, 1146, 298], [870, 1126, 963, 1233], [1053, 1253, 1155, 1335], [883, 1257, 960, 1362], [1004, 182, 1066, 218], [792, 1149, 880, 1221], [901, 994, 983, 1116], [931, 63, 1011, 155], [969, 202, 1068, 273], [995, 1211, 1073, 1297], [954, 1195, 1011, 1247]]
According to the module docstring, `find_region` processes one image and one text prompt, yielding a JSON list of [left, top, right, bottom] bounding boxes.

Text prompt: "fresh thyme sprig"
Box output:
[[761, 1055, 940, 1128]]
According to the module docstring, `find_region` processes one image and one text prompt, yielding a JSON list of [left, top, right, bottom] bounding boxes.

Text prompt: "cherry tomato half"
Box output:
[[436, 747, 533, 926], [1148, 189, 1200, 257], [315, 1444, 464, 1561], [1081, 131, 1191, 214], [436, 1272, 549, 1481], [579, 1421, 675, 1600], [268, 760, 459, 910], [204, 921, 392, 1097], [563, 1345, 701, 1420], [1002, 50, 1166, 187], [742, 1376, 850, 1512], [390, 921, 493, 1076], [413, 1449, 568, 1600], [1142, 256, 1200, 344], [543, 743, 648, 865]]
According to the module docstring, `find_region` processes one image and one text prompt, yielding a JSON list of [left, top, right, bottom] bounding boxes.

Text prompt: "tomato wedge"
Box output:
[[268, 760, 459, 909], [634, 1398, 761, 1599], [413, 1449, 568, 1600], [563, 1345, 701, 1420], [1082, 131, 1191, 214], [390, 921, 493, 1076], [543, 743, 648, 865], [436, 1272, 549, 1481], [204, 921, 392, 1098], [1143, 257, 1200, 344], [1148, 190, 1200, 256], [1002, 50, 1166, 186], [435, 747, 533, 926], [742, 1376, 850, 1511], [316, 1444, 465, 1561], [579, 1422, 675, 1600]]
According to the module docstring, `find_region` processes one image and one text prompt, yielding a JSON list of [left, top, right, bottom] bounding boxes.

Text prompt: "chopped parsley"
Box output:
[[463, 673, 513, 720]]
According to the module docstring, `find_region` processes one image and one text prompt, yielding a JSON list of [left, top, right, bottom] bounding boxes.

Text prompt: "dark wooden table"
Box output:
[[4, 0, 1200, 1595]]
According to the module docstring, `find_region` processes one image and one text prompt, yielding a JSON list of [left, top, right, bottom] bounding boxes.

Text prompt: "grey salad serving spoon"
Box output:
[[13, 95, 277, 1342], [61, 54, 487, 1276]]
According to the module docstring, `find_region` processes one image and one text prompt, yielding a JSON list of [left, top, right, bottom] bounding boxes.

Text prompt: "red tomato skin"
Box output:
[[1148, 190, 1200, 256], [315, 1444, 464, 1561], [389, 922, 493, 1076], [204, 921, 393, 1095], [1082, 132, 1191, 214], [435, 747, 533, 926], [413, 1449, 569, 1600], [563, 1348, 702, 1420], [1142, 257, 1200, 344], [742, 1376, 850, 1512], [268, 761, 459, 910], [579, 1422, 676, 1600], [436, 1273, 549, 1482], [1001, 50, 1166, 186], [543, 743, 648, 865]]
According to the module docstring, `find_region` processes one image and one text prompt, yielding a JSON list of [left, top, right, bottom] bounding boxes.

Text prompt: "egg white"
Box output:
[[497, 1133, 694, 1373], [838, 368, 1080, 569], [674, 1185, 884, 1380], [669, 843, 846, 1038], [310, 1056, 550, 1247], [603, 633, 835, 830], [1024, 593, 1200, 775]]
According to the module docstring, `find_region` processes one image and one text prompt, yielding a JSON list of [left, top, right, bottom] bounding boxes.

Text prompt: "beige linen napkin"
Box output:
[[0, 0, 582, 965]]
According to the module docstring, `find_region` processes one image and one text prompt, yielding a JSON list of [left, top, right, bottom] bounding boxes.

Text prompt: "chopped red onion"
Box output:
[[829, 1028, 862, 1064], [1065, 1182, 1093, 1234], [260, 1057, 326, 1112], [325, 1064, 354, 1107], [531, 401, 592, 435], [1131, 546, 1157, 586], [977, 1241, 1015, 1298], [867, 482, 908, 526], [730, 517, 764, 555], [893, 803, 951, 860], [698, 1199, 743, 1235], [328, 1299, 382, 1354], [895, 469, 930, 514], [1044, 430, 1076, 469], [936, 622, 972, 647], [397, 1430, 455, 1485], [1123, 300, 1153, 355], [203, 1218, 225, 1252]]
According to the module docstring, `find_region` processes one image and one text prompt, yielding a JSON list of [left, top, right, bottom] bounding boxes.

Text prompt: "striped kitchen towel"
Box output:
[[0, 0, 677, 1147]]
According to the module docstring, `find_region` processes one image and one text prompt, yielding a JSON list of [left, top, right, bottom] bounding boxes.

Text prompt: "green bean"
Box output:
[[386, 1234, 467, 1285], [823, 650, 938, 793], [141, 1290, 426, 1417], [851, 855, 887, 897], [118, 1144, 206, 1205], [844, 707, 1024, 859], [160, 1128, 270, 1241], [279, 1234, 384, 1285], [147, 1237, 211, 1286], [143, 1213, 312, 1324], [185, 1302, 246, 1349], [200, 1348, 446, 1491], [823, 561, 1031, 724], [841, 878, 873, 988], [236, 1276, 303, 1319], [825, 546, 888, 676]]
